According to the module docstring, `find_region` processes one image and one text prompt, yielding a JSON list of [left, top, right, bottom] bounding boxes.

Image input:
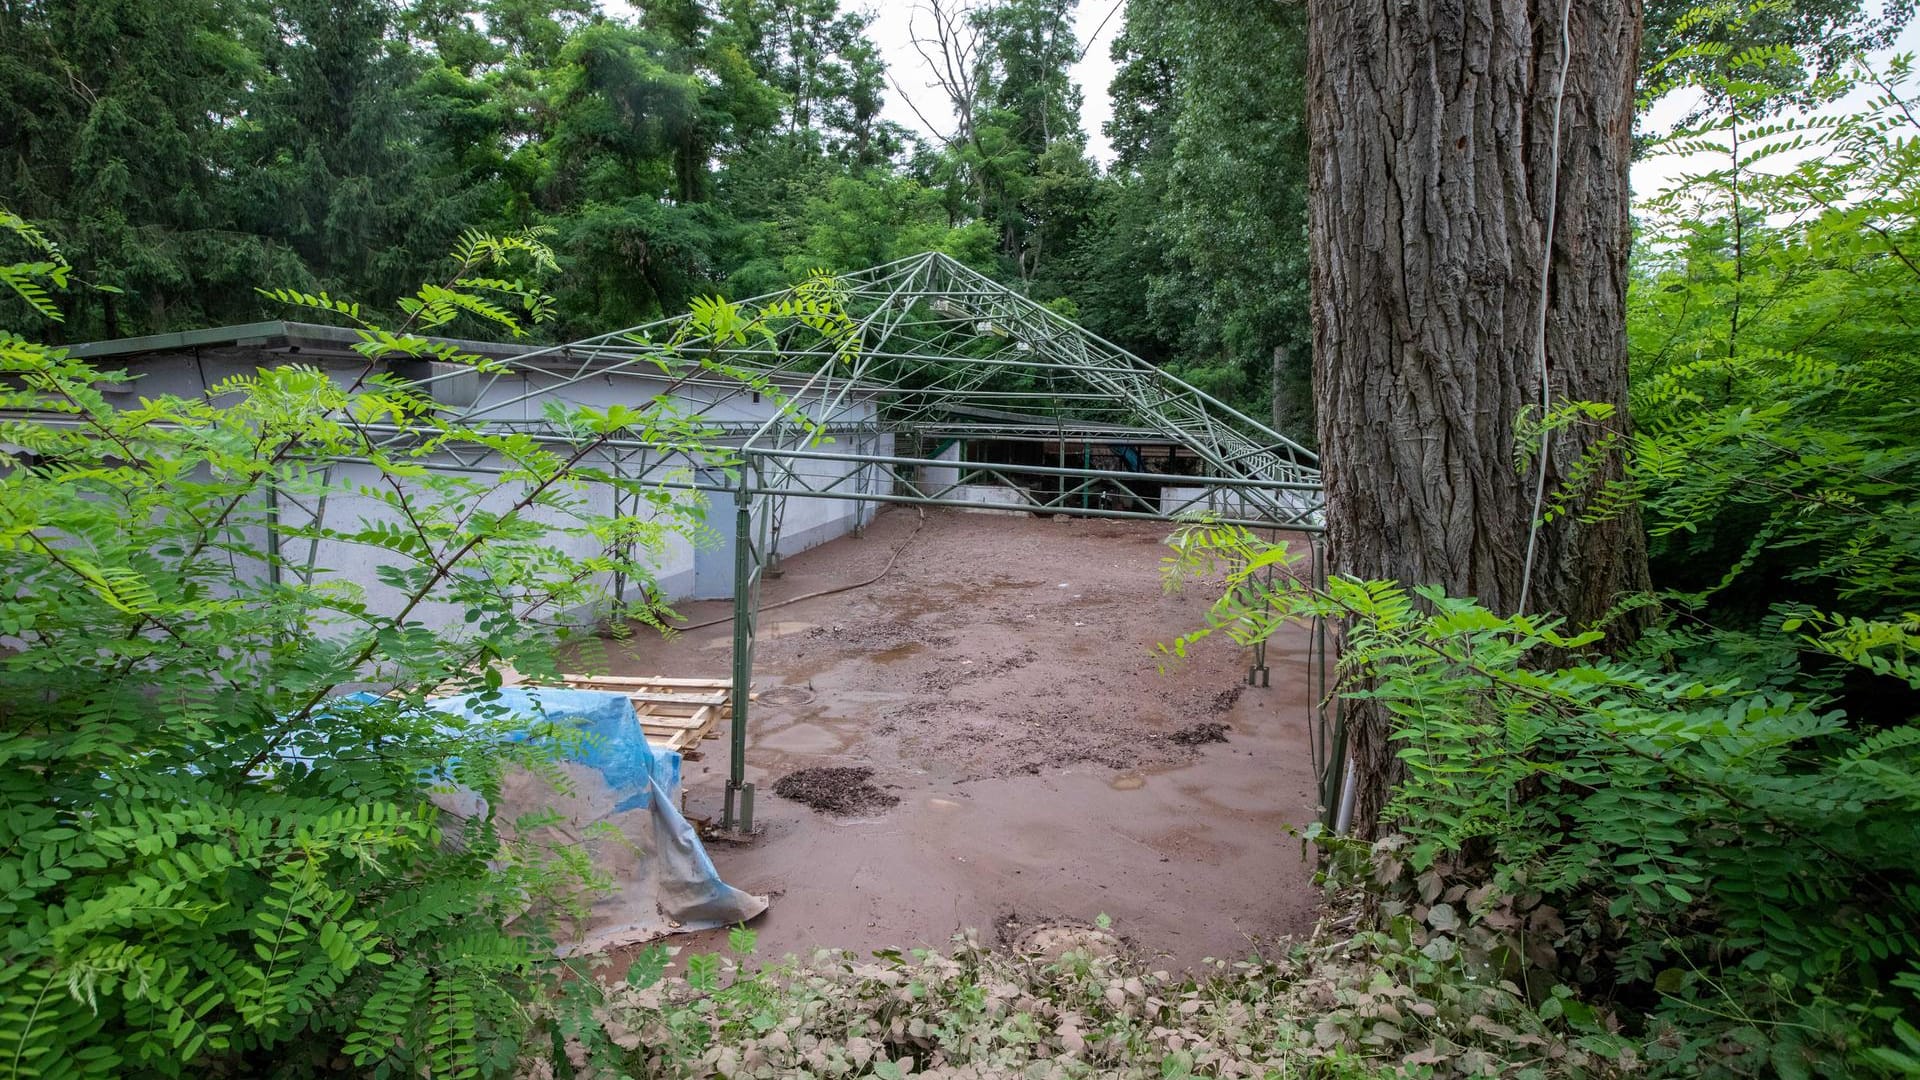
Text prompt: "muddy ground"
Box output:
[[586, 507, 1323, 969]]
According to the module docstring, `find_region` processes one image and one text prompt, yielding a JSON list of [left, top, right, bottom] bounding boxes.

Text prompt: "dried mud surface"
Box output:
[[591, 508, 1323, 970]]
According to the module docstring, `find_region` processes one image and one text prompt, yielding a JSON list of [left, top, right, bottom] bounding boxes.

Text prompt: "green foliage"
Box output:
[[0, 214, 847, 1076], [1627, 55, 1920, 622], [1189, 27, 1920, 979], [0, 0, 1317, 429], [0, 0, 929, 342], [0, 210, 71, 322], [1165, 523, 1920, 1076], [718, 0, 894, 166], [1159, 56, 1920, 1045], [0, 0, 287, 336], [1153, 39, 1920, 1080], [27, 0, 1897, 443], [1642, 0, 1912, 122]]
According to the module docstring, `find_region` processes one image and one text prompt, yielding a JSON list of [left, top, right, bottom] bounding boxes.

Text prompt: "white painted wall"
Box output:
[[921, 440, 963, 494], [1160, 485, 1319, 524], [100, 347, 885, 632], [949, 481, 1038, 515]]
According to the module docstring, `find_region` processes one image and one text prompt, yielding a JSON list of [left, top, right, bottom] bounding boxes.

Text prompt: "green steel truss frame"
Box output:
[[396, 251, 1328, 830]]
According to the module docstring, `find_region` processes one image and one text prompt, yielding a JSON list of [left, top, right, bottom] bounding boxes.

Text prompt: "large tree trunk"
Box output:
[[1308, 0, 1650, 833]]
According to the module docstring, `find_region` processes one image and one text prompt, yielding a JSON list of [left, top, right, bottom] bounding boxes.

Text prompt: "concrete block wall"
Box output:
[[920, 440, 964, 494]]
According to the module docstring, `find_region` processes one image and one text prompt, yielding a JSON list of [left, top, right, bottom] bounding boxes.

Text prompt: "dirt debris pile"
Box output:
[[1169, 721, 1231, 746], [995, 912, 1126, 961], [771, 766, 899, 816], [804, 620, 954, 653]]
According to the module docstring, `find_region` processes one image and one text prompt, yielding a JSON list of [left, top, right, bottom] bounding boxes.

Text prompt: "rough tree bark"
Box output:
[[1308, 0, 1651, 833]]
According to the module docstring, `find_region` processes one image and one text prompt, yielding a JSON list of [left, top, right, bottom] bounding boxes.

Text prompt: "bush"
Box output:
[[1162, 533, 1920, 1077], [1628, 54, 1920, 623], [0, 213, 848, 1076]]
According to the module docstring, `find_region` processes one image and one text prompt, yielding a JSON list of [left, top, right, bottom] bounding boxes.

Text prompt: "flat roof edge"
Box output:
[[67, 320, 555, 362]]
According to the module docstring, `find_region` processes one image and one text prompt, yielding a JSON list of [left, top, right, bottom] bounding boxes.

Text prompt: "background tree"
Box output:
[[1308, 0, 1652, 831], [975, 0, 1082, 278], [0, 0, 300, 336], [721, 0, 891, 163], [9, 0, 1914, 435], [1042, 0, 1316, 442], [1144, 0, 1310, 437], [903, 0, 1092, 283], [1643, 0, 1913, 119], [237, 0, 470, 304]]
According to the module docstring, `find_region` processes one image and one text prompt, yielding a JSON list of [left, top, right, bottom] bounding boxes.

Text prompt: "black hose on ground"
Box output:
[[671, 508, 928, 633]]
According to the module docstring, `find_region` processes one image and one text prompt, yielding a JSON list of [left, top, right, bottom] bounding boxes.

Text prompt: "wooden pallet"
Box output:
[[558, 674, 749, 760]]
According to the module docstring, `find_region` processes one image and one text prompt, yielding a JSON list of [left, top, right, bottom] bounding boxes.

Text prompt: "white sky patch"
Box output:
[[861, 0, 1125, 166], [1630, 20, 1920, 202]]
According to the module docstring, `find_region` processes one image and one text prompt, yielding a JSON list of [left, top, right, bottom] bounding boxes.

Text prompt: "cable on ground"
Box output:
[[673, 508, 928, 633]]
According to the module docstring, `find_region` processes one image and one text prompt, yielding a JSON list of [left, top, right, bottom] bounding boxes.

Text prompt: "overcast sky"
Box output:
[[860, 0, 1126, 165], [1631, 18, 1920, 200]]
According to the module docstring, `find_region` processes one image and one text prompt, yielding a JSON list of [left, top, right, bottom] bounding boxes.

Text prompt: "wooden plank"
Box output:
[[563, 674, 733, 689], [546, 674, 736, 756], [633, 697, 702, 711], [645, 727, 693, 749], [644, 727, 702, 757], [645, 711, 714, 734], [634, 706, 708, 721], [644, 704, 714, 727], [628, 690, 728, 706], [640, 716, 709, 732]]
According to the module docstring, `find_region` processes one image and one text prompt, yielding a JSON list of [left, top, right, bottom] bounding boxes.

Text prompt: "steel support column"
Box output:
[[723, 465, 759, 832]]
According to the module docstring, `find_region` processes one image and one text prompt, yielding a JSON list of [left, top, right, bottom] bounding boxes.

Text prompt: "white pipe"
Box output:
[[1334, 754, 1358, 835]]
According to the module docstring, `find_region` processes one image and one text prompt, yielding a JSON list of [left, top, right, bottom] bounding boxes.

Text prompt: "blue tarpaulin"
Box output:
[[423, 687, 766, 955]]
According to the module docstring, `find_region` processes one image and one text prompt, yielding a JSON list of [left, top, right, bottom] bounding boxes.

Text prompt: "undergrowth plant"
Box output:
[[1625, 50, 1920, 621], [1162, 524, 1920, 1077], [0, 211, 854, 1076]]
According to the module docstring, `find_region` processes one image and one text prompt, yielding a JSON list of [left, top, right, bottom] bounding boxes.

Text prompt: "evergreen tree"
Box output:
[[0, 0, 296, 337], [236, 0, 477, 306]]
